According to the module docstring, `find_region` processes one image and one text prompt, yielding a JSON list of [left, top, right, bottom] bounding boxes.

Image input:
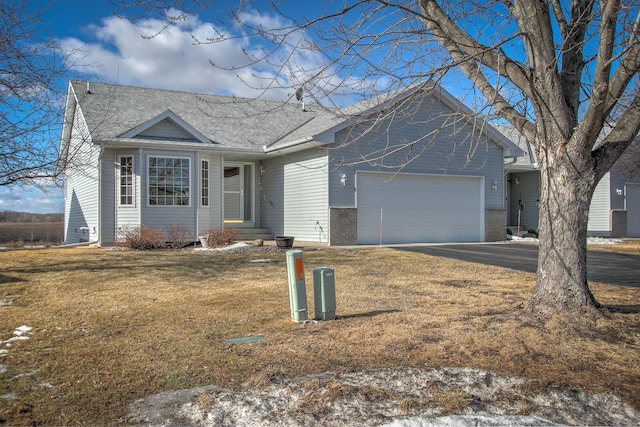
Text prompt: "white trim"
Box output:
[[118, 155, 135, 207], [223, 161, 255, 226], [200, 159, 210, 207], [145, 154, 193, 208]]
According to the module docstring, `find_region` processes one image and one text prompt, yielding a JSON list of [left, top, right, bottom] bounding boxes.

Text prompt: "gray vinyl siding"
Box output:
[[262, 148, 329, 242], [609, 173, 629, 211], [100, 149, 117, 245], [137, 118, 197, 141], [139, 149, 197, 238], [64, 107, 101, 244], [508, 171, 540, 229], [588, 173, 612, 236], [197, 153, 223, 236], [328, 94, 505, 210]]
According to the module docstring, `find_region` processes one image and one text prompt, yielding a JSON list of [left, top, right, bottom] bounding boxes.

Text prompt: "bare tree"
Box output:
[[116, 0, 640, 319], [0, 0, 80, 187]]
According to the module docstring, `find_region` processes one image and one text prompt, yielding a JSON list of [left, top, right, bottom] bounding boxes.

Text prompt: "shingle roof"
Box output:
[[67, 80, 523, 158], [493, 124, 538, 170], [70, 80, 340, 151]]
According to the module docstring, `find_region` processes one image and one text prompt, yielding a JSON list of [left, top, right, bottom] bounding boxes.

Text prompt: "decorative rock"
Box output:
[[253, 239, 264, 247]]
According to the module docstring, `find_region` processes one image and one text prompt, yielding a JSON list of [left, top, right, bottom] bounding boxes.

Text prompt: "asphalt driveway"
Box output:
[[396, 243, 640, 288]]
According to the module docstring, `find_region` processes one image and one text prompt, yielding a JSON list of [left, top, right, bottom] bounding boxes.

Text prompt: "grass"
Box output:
[[0, 243, 639, 425]]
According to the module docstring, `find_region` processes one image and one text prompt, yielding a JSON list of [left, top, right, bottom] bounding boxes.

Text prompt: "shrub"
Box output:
[[117, 225, 166, 250], [202, 227, 238, 248], [166, 224, 193, 249]]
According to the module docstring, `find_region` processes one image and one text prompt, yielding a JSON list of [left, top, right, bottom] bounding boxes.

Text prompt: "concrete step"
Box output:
[[233, 228, 274, 241]]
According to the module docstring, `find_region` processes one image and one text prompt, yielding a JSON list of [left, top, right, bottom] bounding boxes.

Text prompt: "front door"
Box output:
[[224, 163, 253, 224]]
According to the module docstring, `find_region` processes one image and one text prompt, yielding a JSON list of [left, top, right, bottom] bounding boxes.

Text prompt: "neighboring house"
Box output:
[[58, 80, 523, 246], [499, 125, 640, 238]]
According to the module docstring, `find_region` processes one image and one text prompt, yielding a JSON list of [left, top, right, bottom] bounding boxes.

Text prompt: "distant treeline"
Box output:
[[0, 210, 63, 223]]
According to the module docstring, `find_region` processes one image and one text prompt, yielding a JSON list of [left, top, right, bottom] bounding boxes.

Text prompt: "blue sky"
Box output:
[[1, 0, 475, 214], [2, 0, 327, 213]]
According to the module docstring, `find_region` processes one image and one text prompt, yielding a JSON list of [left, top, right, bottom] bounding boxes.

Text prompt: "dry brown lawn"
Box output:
[[0, 243, 639, 425]]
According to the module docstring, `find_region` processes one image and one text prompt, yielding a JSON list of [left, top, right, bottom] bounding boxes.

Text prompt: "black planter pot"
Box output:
[[275, 236, 294, 249]]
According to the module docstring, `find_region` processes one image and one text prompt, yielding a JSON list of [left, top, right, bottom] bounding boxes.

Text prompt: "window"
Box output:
[[119, 156, 133, 205], [148, 156, 190, 206], [201, 160, 209, 207]]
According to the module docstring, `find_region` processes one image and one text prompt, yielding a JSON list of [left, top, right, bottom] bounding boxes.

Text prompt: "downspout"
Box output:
[[138, 148, 143, 227], [195, 152, 199, 241], [97, 143, 105, 245]]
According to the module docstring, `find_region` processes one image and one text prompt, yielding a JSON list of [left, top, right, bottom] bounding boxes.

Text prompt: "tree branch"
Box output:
[[593, 89, 640, 180]]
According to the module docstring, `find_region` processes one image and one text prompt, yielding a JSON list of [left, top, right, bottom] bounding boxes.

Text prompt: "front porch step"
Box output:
[[232, 228, 274, 241]]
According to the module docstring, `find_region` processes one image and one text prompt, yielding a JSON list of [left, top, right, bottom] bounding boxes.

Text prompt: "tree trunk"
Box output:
[[531, 141, 601, 316]]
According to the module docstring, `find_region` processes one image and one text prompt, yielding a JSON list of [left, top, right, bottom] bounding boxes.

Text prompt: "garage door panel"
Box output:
[[357, 173, 483, 244]]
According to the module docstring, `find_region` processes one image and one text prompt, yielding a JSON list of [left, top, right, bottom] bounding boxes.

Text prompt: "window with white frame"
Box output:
[[148, 156, 190, 206], [119, 156, 133, 205], [201, 160, 209, 206]]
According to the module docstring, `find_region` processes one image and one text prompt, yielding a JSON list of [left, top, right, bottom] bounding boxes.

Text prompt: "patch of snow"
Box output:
[[250, 259, 274, 263], [507, 235, 624, 245], [0, 300, 12, 307], [0, 350, 9, 357], [11, 369, 39, 380], [129, 367, 639, 427], [0, 364, 6, 374], [13, 325, 33, 336], [383, 415, 558, 426], [587, 236, 624, 245], [1, 326, 33, 349], [194, 242, 250, 252], [0, 393, 18, 400]]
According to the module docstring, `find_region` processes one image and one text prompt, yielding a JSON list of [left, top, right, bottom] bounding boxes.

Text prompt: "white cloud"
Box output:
[[60, 9, 321, 100], [0, 185, 64, 214]]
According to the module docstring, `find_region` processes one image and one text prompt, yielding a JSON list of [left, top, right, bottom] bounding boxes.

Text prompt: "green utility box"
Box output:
[[285, 249, 308, 323], [313, 267, 336, 321]]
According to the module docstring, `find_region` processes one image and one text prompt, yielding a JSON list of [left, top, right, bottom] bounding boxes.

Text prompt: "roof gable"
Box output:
[[119, 110, 213, 143]]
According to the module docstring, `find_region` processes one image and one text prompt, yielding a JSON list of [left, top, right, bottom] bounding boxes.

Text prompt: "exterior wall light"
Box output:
[[492, 181, 498, 191], [340, 173, 347, 186]]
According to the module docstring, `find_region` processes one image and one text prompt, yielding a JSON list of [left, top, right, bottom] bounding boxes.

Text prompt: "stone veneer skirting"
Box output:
[[485, 209, 507, 242], [610, 210, 627, 238], [329, 207, 358, 246]]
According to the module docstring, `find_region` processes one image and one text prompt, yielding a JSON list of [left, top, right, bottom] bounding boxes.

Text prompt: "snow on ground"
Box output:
[[0, 325, 34, 400], [194, 242, 251, 252], [508, 235, 624, 245], [129, 367, 639, 427], [0, 325, 32, 348]]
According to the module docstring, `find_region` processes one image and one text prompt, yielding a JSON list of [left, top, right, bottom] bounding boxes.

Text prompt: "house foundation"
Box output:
[[485, 209, 507, 242], [329, 207, 358, 246]]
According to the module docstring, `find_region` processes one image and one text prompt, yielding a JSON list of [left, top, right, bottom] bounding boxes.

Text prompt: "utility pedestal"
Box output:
[[285, 249, 308, 323], [313, 267, 336, 321]]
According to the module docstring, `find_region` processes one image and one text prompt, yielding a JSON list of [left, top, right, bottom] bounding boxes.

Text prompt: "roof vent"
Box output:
[[295, 87, 306, 112], [86, 82, 91, 94]]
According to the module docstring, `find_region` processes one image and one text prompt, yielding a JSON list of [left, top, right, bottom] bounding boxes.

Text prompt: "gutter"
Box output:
[[263, 136, 317, 154]]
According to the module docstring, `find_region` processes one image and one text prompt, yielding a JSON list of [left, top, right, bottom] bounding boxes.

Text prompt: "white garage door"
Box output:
[[627, 183, 640, 238], [357, 172, 484, 244]]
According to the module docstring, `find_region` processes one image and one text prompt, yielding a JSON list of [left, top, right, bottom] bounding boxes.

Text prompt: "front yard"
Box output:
[[1, 244, 639, 425]]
